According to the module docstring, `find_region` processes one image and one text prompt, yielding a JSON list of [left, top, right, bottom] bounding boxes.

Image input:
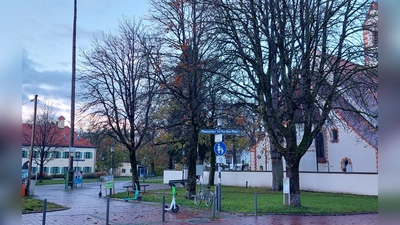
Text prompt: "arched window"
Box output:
[[316, 132, 326, 163], [341, 158, 353, 172]]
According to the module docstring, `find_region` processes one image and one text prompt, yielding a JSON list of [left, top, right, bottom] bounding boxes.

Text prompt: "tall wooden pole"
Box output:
[[26, 94, 38, 196], [68, 0, 77, 188]]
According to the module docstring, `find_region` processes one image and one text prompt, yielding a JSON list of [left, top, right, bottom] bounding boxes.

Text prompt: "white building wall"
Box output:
[[252, 119, 377, 174], [22, 146, 96, 175], [164, 170, 377, 196], [299, 122, 377, 173]]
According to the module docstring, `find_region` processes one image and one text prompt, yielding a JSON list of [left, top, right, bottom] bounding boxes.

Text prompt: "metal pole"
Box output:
[[254, 192, 258, 217], [68, 0, 77, 189], [101, 157, 104, 173], [106, 196, 110, 224], [212, 186, 217, 218], [162, 194, 165, 222], [27, 94, 38, 196], [110, 147, 114, 195], [42, 198, 47, 225], [218, 164, 221, 212]]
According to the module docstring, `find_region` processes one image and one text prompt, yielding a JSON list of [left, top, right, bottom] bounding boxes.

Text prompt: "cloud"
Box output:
[[22, 50, 74, 121]]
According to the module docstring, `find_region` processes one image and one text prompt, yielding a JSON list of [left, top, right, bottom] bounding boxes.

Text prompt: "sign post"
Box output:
[[214, 142, 227, 212], [200, 128, 240, 212]]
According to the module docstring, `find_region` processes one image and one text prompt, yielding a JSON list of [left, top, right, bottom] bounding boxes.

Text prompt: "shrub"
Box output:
[[93, 171, 107, 178], [31, 172, 51, 180], [82, 173, 97, 179]]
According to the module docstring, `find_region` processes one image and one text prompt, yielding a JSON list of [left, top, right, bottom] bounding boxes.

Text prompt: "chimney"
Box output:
[[58, 116, 65, 128]]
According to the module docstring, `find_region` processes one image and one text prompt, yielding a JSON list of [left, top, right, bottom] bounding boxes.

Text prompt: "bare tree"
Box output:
[[148, 0, 224, 198], [23, 100, 64, 182], [214, 0, 377, 206], [78, 19, 158, 189]]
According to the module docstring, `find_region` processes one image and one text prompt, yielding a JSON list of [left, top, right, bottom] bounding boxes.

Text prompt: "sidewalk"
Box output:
[[22, 181, 378, 225]]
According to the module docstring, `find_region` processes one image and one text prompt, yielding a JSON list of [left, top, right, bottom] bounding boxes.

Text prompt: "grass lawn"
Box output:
[[114, 185, 378, 215], [22, 196, 68, 214]]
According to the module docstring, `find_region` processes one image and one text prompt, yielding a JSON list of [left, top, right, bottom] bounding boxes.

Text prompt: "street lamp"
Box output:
[[101, 156, 105, 174], [75, 152, 80, 171], [110, 146, 114, 195], [182, 150, 185, 182], [142, 156, 146, 183]]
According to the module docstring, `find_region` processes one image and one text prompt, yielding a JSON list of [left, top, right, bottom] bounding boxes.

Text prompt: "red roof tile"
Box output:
[[22, 123, 96, 148]]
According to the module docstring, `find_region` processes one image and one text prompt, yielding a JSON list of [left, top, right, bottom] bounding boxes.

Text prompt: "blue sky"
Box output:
[[22, 0, 150, 125]]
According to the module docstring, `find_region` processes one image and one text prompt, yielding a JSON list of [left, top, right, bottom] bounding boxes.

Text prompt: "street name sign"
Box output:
[[200, 129, 240, 135], [214, 142, 227, 156]]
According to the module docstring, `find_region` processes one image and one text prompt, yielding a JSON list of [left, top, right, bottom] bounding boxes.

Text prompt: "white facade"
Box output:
[[250, 120, 378, 174], [22, 146, 96, 175], [116, 162, 148, 177]]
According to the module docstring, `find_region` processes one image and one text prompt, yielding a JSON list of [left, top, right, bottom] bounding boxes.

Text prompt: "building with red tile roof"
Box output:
[[22, 116, 97, 175]]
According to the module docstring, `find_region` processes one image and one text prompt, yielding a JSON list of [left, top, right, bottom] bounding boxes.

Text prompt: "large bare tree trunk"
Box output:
[[185, 126, 198, 199], [270, 142, 283, 191], [130, 149, 139, 190], [285, 156, 301, 206]]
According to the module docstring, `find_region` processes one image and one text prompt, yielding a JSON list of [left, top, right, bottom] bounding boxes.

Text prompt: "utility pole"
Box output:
[[67, 0, 77, 189], [26, 94, 38, 196]]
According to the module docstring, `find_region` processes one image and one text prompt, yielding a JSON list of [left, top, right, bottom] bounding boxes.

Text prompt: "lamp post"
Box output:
[[110, 146, 114, 195], [182, 150, 185, 182], [101, 156, 105, 174], [26, 94, 38, 196], [75, 152, 80, 171], [143, 156, 146, 183]]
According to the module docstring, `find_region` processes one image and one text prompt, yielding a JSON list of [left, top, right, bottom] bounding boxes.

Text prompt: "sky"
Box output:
[[21, 0, 150, 127]]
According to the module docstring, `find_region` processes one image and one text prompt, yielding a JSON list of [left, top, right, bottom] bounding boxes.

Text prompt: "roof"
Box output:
[[22, 123, 96, 148]]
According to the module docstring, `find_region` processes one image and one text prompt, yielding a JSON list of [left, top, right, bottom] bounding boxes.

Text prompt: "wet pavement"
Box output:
[[22, 181, 378, 225]]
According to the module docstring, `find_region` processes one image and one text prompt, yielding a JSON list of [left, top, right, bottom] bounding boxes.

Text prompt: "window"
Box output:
[[332, 129, 339, 143], [122, 169, 126, 173], [74, 167, 81, 171], [33, 151, 38, 158], [315, 132, 326, 163], [130, 169, 132, 173], [51, 167, 60, 174], [83, 167, 92, 173], [75, 152, 81, 159], [84, 152, 92, 159], [63, 152, 69, 158], [44, 152, 50, 158], [341, 158, 353, 172], [43, 167, 49, 173], [61, 167, 68, 174], [53, 151, 60, 158], [22, 151, 27, 158]]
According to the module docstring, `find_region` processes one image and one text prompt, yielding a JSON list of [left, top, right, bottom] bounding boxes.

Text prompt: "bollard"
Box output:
[[162, 194, 165, 222], [42, 198, 47, 225], [254, 192, 258, 217], [246, 181, 248, 188], [106, 196, 110, 224]]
